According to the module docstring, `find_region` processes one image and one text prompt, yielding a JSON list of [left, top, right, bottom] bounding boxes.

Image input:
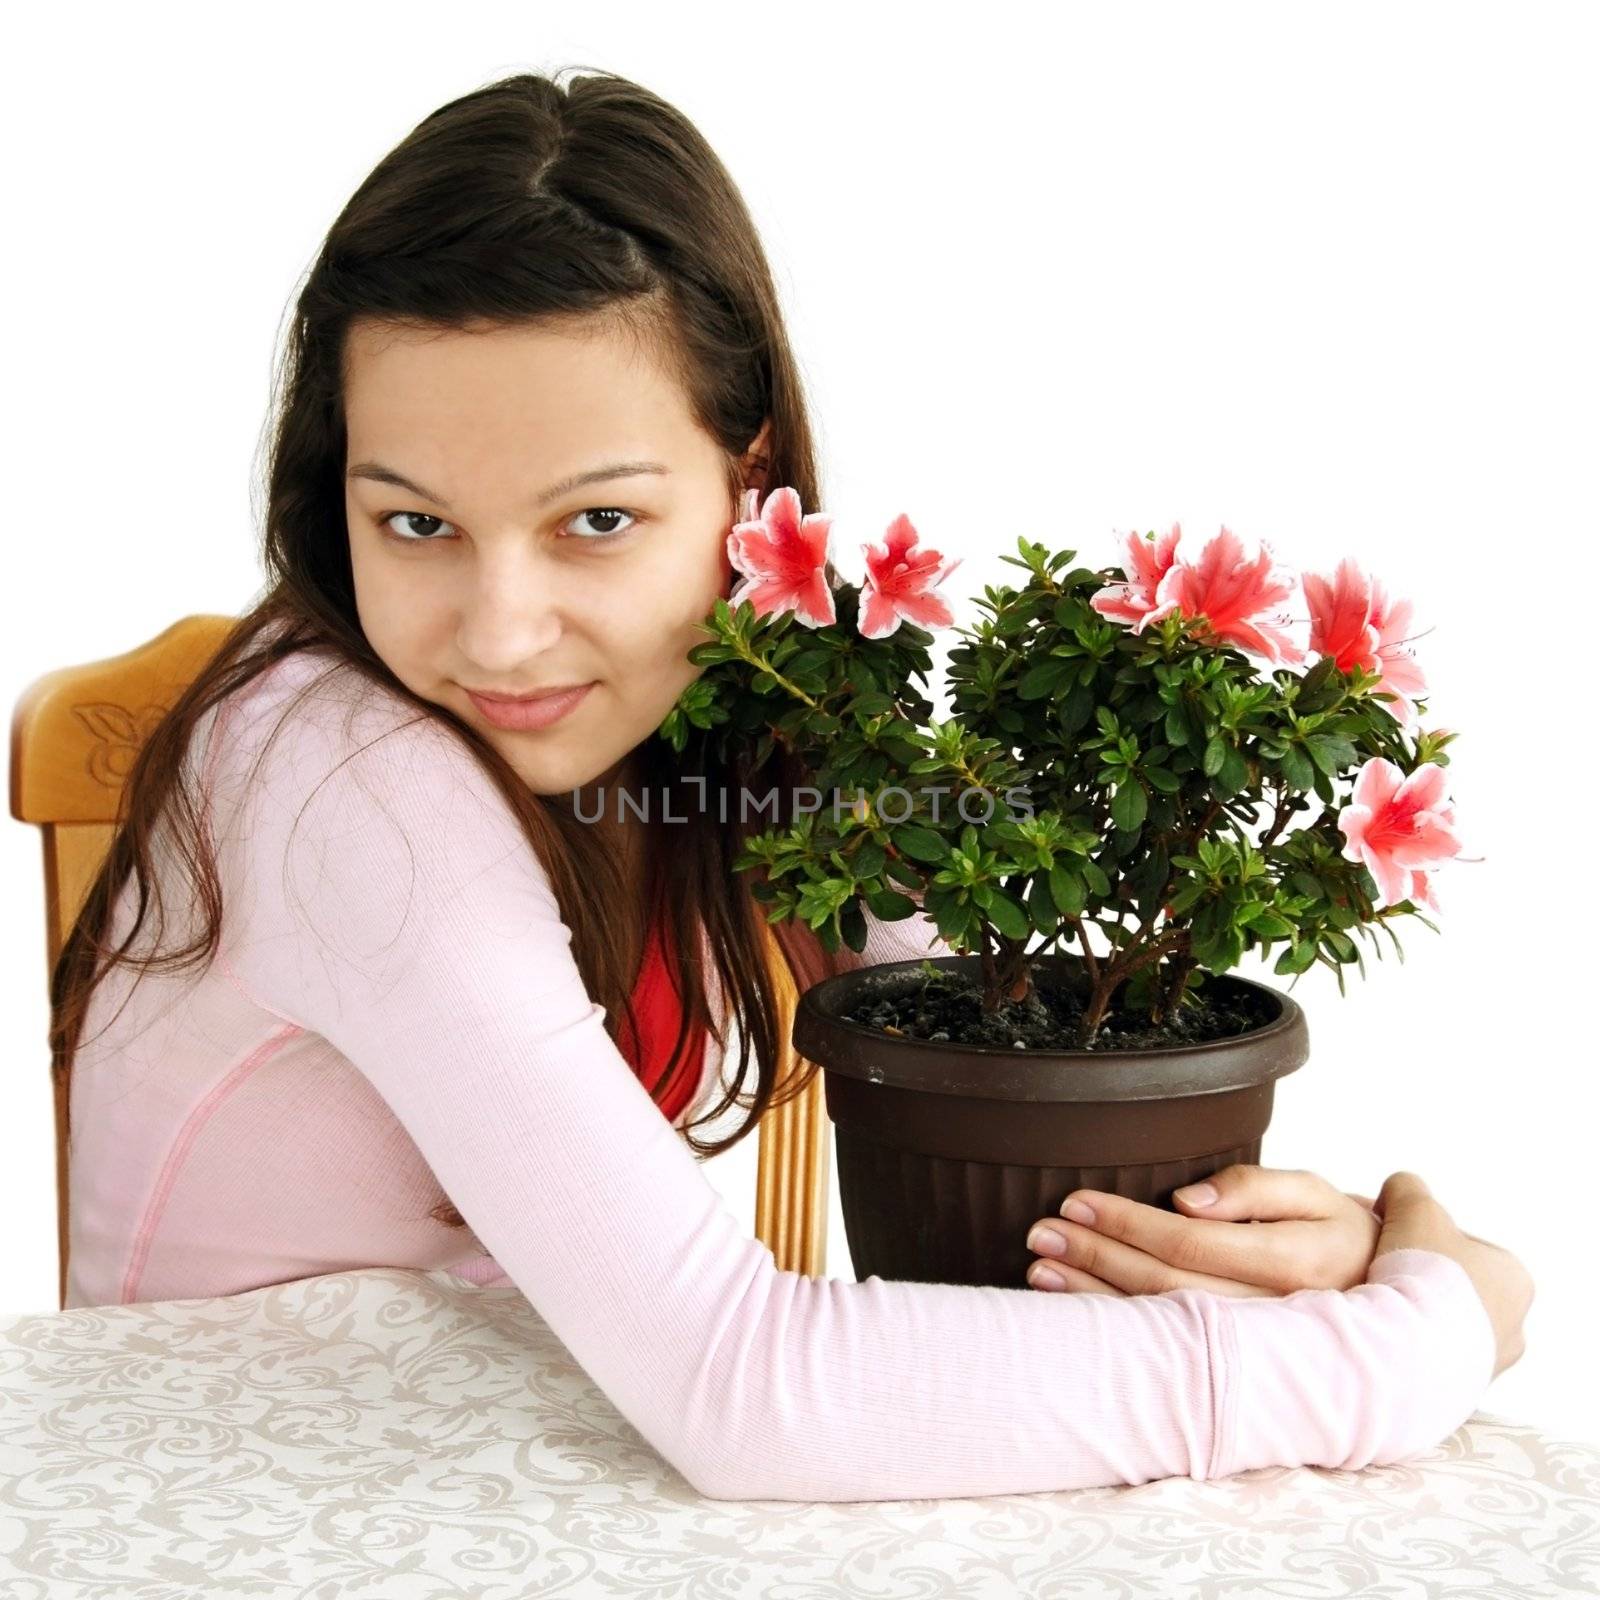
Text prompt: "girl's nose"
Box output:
[[457, 578, 566, 665]]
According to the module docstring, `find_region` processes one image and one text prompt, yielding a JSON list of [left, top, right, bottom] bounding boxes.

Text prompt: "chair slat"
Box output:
[[754, 929, 830, 1277]]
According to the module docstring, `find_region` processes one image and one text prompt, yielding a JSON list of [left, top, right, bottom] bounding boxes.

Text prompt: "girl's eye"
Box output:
[[380, 511, 455, 543], [566, 507, 638, 540], [376, 507, 640, 545]]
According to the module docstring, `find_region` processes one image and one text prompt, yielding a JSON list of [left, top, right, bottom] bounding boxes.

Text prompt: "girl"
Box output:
[[50, 68, 1521, 1502]]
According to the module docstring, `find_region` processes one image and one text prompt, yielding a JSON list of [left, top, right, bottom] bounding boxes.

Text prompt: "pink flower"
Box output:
[[1092, 523, 1305, 666], [726, 486, 837, 627], [1088, 522, 1183, 629], [1336, 757, 1462, 910], [1303, 557, 1428, 726], [857, 513, 963, 640], [1406, 867, 1443, 913]]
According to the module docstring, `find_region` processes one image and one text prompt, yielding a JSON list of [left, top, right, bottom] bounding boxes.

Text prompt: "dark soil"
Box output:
[[840, 963, 1279, 1052]]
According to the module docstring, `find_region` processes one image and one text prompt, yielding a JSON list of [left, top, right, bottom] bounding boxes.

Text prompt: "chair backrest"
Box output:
[[11, 618, 827, 1311]]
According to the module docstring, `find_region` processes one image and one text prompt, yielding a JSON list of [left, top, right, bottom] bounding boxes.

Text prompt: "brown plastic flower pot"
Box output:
[[791, 952, 1310, 1289]]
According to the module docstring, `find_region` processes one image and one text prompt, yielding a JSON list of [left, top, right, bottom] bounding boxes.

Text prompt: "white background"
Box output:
[[5, 2, 1596, 1447]]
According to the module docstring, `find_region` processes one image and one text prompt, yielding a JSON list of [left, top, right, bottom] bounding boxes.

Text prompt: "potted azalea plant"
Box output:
[[661, 488, 1468, 1290]]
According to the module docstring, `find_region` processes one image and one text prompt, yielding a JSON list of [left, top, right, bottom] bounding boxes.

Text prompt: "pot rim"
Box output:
[[792, 952, 1310, 1102]]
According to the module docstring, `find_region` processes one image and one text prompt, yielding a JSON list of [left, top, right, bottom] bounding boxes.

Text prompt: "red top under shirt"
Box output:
[[618, 903, 705, 1127]]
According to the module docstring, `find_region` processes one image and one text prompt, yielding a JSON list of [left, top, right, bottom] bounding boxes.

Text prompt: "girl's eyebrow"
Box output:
[[345, 459, 671, 512]]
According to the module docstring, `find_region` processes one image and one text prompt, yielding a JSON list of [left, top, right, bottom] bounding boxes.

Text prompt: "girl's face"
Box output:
[[343, 314, 768, 798]]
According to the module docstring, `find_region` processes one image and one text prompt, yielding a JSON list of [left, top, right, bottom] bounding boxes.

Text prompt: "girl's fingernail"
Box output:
[[1032, 1264, 1067, 1290], [1176, 1182, 1218, 1207]]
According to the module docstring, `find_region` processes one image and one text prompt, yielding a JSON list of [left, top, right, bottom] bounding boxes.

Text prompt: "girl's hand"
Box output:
[[1024, 1163, 1381, 1298], [1370, 1171, 1534, 1379]]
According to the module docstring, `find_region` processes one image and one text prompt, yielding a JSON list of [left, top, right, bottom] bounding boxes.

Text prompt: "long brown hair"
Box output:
[[49, 67, 852, 1230]]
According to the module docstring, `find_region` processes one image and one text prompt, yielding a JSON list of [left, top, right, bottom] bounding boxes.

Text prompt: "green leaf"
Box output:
[[1144, 765, 1182, 793], [1058, 682, 1097, 733], [687, 642, 739, 665], [932, 895, 971, 942], [865, 888, 918, 921], [1217, 747, 1249, 793], [853, 839, 886, 879], [1278, 745, 1316, 789], [983, 890, 1032, 941], [1017, 657, 1075, 700], [1203, 735, 1227, 777], [1028, 874, 1059, 934], [1167, 881, 1205, 915], [893, 825, 947, 863], [1049, 864, 1087, 918], [1306, 734, 1353, 777], [850, 691, 897, 718], [1274, 940, 1319, 975], [885, 855, 925, 890], [786, 648, 833, 677], [1109, 781, 1148, 831]]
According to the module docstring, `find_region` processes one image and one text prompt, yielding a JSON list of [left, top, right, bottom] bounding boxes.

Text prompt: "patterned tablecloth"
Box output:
[[1, 1266, 1596, 1599]]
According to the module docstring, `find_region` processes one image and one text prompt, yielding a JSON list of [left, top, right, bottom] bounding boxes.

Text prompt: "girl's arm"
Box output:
[[214, 662, 1496, 1503]]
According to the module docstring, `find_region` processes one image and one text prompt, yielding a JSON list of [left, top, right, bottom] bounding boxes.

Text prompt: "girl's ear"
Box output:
[[741, 416, 773, 493]]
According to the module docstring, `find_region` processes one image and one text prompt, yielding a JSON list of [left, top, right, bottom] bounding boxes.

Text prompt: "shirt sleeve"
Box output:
[[215, 672, 1497, 1503], [851, 901, 953, 967]]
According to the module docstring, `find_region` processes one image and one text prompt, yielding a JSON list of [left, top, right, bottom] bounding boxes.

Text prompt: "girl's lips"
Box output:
[[466, 682, 595, 731]]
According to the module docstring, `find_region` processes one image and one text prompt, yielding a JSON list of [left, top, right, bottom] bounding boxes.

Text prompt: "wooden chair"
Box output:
[[10, 617, 829, 1311]]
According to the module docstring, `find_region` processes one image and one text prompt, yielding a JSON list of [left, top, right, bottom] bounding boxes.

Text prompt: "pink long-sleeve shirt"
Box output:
[[63, 643, 1498, 1502]]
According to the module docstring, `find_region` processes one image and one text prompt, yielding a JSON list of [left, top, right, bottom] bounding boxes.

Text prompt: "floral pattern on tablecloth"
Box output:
[[2, 1266, 1597, 1598]]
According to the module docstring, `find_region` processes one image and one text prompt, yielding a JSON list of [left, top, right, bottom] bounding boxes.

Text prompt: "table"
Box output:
[[3, 1266, 1597, 1598]]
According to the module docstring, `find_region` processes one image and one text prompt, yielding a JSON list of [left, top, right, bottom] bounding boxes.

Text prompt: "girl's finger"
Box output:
[[1055, 1186, 1308, 1291], [1031, 1221, 1280, 1299], [1027, 1259, 1124, 1296], [1171, 1164, 1343, 1223]]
